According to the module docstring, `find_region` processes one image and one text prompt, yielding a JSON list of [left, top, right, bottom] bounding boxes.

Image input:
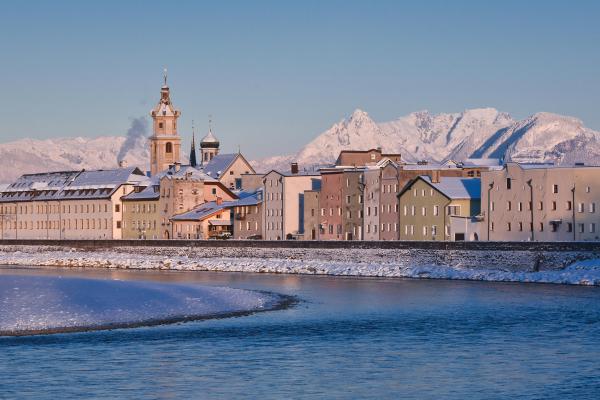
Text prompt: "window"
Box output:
[[518, 222, 523, 231], [591, 223, 596, 233], [116, 221, 122, 229], [538, 201, 543, 211], [518, 202, 523, 212], [165, 142, 173, 153], [506, 178, 512, 190], [490, 222, 494, 231], [567, 222, 573, 232], [115, 204, 120, 212], [551, 201, 557, 211], [507, 222, 512, 231], [433, 205, 439, 216], [491, 202, 495, 212], [539, 222, 544, 232], [507, 201, 512, 211], [447, 205, 461, 216], [423, 226, 428, 236], [578, 203, 584, 213], [212, 188, 217, 195], [158, 122, 163, 129], [550, 223, 557, 232], [403, 205, 407, 216], [411, 205, 415, 216], [431, 225, 437, 236], [566, 201, 572, 211], [421, 207, 427, 216], [586, 186, 591, 193], [552, 184, 558, 194], [579, 223, 585, 233], [346, 196, 351, 204], [590, 203, 596, 213]]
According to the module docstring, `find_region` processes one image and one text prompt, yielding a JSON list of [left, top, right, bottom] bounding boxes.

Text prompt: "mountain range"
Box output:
[[1, 107, 600, 183], [254, 108, 600, 172]]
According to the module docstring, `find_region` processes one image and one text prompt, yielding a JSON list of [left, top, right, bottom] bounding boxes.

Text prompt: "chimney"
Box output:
[[431, 170, 441, 184], [174, 162, 181, 172], [291, 162, 299, 174], [118, 160, 128, 168], [216, 196, 222, 205]]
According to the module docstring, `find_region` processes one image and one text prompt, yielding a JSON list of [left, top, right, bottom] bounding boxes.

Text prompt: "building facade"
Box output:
[[303, 190, 320, 240], [481, 163, 600, 241], [262, 171, 321, 240], [398, 176, 481, 241], [232, 189, 263, 239], [0, 168, 147, 240]]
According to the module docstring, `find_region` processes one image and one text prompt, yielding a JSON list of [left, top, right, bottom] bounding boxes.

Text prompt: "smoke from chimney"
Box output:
[[117, 117, 149, 166]]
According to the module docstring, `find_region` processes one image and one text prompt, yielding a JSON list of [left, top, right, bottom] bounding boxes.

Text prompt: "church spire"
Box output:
[[189, 120, 198, 168]]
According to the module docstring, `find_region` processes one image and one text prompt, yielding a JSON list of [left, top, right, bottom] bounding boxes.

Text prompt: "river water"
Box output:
[[1, 266, 599, 399]]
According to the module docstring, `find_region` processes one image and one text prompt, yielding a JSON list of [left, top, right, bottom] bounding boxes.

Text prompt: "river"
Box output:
[[1, 266, 599, 399]]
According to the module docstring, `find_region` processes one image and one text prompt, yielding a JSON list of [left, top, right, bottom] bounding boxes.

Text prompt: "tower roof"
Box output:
[[150, 70, 180, 118], [201, 128, 220, 148]]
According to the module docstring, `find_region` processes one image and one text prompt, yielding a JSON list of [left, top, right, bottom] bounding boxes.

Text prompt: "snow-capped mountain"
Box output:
[[0, 136, 149, 183], [253, 108, 600, 172]]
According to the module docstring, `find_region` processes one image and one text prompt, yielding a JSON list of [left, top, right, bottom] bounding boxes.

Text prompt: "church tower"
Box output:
[[150, 70, 181, 176], [200, 117, 220, 165]]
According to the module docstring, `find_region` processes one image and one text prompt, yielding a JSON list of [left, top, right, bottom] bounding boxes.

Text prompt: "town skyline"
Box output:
[[0, 1, 599, 160]]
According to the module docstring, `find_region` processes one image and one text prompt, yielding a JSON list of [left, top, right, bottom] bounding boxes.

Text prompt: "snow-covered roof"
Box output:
[[420, 176, 481, 200], [170, 200, 234, 222], [0, 167, 148, 203], [160, 164, 217, 182], [201, 154, 239, 178], [462, 158, 502, 167], [229, 188, 263, 207]]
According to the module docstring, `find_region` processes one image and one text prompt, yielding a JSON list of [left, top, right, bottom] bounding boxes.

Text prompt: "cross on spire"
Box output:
[[163, 67, 168, 86]]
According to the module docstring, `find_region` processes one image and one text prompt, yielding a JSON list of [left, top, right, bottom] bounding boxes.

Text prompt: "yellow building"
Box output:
[[121, 164, 238, 239], [0, 168, 148, 240], [398, 176, 481, 241]]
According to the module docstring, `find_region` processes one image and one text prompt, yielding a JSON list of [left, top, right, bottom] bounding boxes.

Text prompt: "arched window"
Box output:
[[166, 142, 173, 153]]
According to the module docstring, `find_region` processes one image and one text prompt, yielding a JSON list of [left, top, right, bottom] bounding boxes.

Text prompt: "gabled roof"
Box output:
[[201, 153, 239, 178], [229, 188, 263, 207], [421, 176, 481, 200], [398, 176, 481, 200], [170, 200, 235, 222]]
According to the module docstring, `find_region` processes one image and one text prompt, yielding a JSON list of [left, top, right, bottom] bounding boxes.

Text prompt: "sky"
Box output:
[[0, 0, 599, 160]]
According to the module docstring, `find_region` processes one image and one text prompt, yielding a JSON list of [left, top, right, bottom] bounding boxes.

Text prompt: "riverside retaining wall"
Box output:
[[1, 240, 600, 271]]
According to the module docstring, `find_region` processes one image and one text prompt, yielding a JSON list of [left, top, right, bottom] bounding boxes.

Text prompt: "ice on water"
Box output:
[[0, 276, 274, 334]]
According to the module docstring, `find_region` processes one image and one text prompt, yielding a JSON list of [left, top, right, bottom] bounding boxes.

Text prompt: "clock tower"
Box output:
[[150, 70, 181, 176]]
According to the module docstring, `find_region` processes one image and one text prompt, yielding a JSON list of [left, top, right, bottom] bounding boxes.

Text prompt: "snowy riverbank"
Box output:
[[1, 245, 600, 286], [0, 274, 284, 336]]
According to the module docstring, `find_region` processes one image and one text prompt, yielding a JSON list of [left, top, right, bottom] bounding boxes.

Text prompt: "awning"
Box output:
[[209, 220, 232, 226]]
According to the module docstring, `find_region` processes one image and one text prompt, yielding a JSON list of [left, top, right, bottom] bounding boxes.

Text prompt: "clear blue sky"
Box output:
[[0, 0, 598, 159]]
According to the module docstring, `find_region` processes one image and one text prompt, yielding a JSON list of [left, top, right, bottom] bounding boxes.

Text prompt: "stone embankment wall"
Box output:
[[1, 240, 600, 271]]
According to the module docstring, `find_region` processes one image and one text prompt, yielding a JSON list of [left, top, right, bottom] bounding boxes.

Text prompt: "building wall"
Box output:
[[399, 179, 477, 241], [303, 190, 320, 240], [122, 199, 160, 239], [172, 208, 232, 239], [481, 164, 600, 242], [159, 176, 205, 239], [263, 171, 284, 240], [283, 175, 319, 238], [234, 203, 263, 239], [0, 185, 133, 240], [379, 163, 400, 240], [336, 150, 401, 166], [363, 168, 381, 240], [341, 170, 364, 240], [240, 174, 264, 191], [219, 156, 255, 190], [319, 172, 343, 240]]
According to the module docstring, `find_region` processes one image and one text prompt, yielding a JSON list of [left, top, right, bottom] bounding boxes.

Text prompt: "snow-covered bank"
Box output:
[[1, 245, 600, 286], [0, 275, 283, 336]]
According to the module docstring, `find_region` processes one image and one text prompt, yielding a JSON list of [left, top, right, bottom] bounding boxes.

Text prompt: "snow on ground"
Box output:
[[0, 275, 279, 335], [1, 245, 600, 286]]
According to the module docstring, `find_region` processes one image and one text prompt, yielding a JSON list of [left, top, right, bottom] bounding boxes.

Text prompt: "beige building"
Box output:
[[232, 189, 263, 239], [0, 168, 147, 240], [149, 73, 181, 176], [303, 190, 320, 240], [481, 163, 600, 241], [201, 153, 255, 191], [263, 170, 321, 240], [171, 198, 234, 239], [398, 176, 481, 241], [336, 148, 402, 167], [122, 164, 237, 239]]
